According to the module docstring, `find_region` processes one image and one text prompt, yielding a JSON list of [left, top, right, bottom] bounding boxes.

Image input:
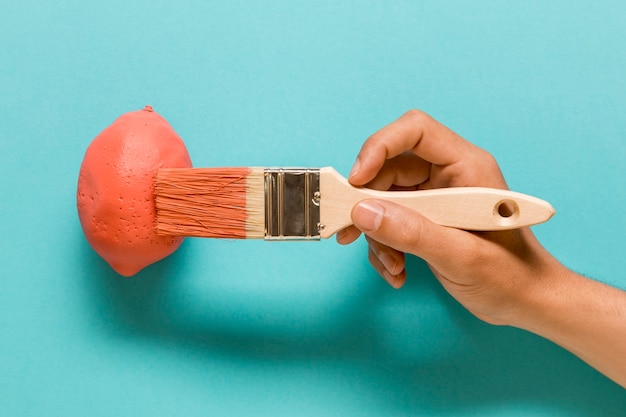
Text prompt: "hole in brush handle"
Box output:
[[494, 199, 520, 227]]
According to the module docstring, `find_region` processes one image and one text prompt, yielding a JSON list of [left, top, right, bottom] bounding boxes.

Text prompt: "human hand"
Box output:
[[336, 110, 626, 386], [338, 110, 564, 326]]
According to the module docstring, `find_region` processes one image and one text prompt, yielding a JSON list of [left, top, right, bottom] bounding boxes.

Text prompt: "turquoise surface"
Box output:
[[1, 0, 625, 415]]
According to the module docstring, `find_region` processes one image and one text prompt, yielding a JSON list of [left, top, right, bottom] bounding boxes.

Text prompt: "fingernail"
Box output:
[[348, 157, 361, 179], [335, 228, 350, 244], [382, 270, 402, 289], [353, 200, 383, 232]]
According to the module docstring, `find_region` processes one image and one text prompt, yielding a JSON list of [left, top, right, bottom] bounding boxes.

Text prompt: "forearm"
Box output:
[[513, 266, 626, 387]]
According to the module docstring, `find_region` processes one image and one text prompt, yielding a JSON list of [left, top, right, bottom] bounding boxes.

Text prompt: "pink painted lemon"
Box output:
[[77, 106, 192, 276]]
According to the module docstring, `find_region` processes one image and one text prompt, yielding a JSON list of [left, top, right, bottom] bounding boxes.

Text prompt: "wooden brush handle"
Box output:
[[319, 167, 555, 238]]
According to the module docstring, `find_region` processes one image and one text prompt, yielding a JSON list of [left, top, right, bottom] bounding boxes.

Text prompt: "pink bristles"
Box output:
[[154, 167, 265, 239]]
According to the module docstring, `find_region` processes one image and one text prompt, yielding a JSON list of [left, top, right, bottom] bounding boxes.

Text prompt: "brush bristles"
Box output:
[[154, 167, 265, 238]]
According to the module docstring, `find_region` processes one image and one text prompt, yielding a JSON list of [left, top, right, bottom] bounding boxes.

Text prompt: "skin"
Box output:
[[337, 110, 626, 388]]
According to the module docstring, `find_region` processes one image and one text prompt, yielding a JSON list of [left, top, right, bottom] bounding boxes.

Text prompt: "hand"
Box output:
[[337, 110, 564, 326], [338, 110, 626, 387]]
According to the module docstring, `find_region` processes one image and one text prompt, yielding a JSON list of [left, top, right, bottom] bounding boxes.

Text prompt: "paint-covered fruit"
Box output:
[[77, 106, 192, 276]]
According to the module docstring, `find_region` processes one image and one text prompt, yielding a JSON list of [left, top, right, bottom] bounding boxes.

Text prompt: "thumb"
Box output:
[[351, 199, 473, 264]]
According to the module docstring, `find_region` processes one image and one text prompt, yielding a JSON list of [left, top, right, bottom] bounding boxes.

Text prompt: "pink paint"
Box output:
[[77, 106, 192, 276], [155, 167, 252, 238]]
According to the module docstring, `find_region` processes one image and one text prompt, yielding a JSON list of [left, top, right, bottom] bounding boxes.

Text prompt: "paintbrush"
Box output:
[[153, 167, 555, 240]]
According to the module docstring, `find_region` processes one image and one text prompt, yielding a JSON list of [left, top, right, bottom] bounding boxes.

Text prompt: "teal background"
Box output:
[[1, 0, 625, 415]]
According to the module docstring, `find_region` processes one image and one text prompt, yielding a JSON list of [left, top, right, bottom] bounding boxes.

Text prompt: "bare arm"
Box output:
[[517, 269, 626, 387]]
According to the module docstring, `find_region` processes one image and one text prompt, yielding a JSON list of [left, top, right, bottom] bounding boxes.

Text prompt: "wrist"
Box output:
[[506, 258, 572, 332], [489, 228, 572, 330], [508, 264, 626, 387]]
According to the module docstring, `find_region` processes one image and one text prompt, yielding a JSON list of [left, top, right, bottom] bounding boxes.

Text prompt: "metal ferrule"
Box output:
[[264, 168, 321, 240]]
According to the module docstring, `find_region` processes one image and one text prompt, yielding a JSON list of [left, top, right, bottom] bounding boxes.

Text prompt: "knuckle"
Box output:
[[393, 212, 425, 253], [404, 108, 429, 121], [367, 247, 383, 272], [403, 109, 435, 129], [479, 149, 498, 169], [473, 148, 506, 188], [368, 249, 377, 265]]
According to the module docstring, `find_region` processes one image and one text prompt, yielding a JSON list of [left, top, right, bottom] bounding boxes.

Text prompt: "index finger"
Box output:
[[349, 110, 472, 186]]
